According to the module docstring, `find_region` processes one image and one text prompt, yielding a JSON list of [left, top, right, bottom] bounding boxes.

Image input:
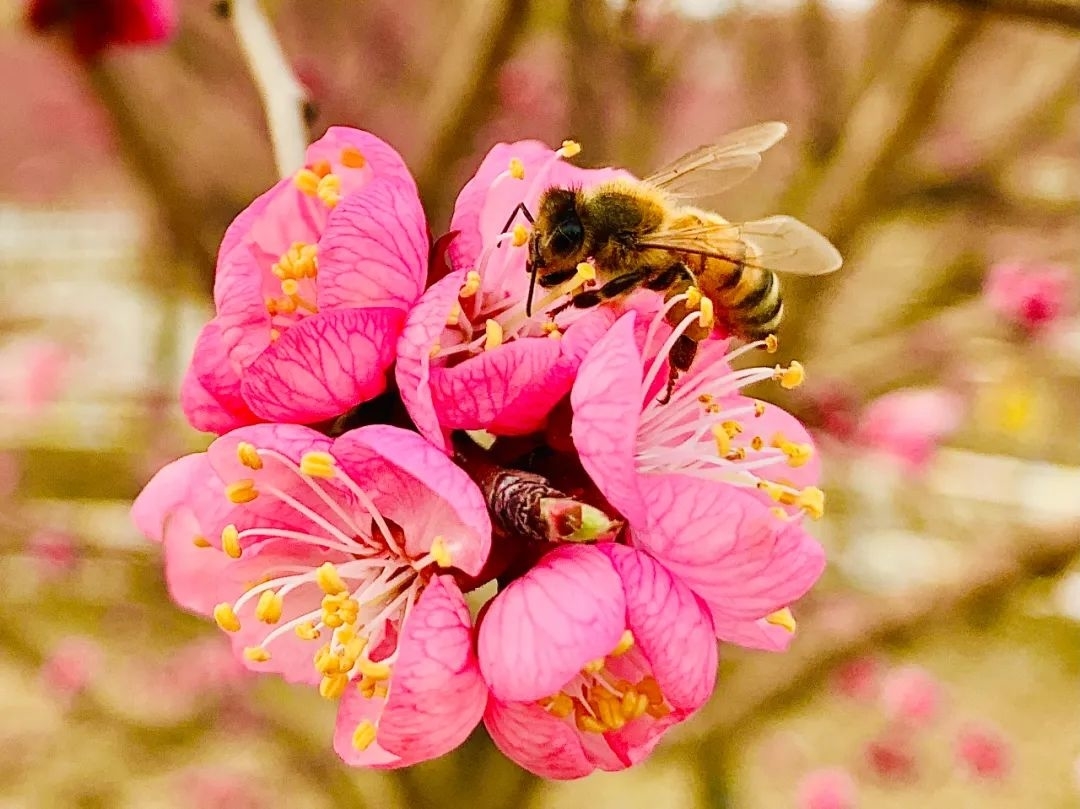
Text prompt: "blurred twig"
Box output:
[[798, 0, 845, 159], [229, 0, 310, 176], [908, 0, 1080, 30], [414, 0, 531, 218], [671, 522, 1080, 750]]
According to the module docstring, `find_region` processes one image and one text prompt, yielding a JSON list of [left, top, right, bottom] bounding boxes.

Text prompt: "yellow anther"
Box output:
[[776, 361, 805, 389], [547, 692, 574, 718], [647, 703, 672, 719], [460, 270, 482, 298], [429, 535, 452, 568], [340, 146, 367, 168], [300, 451, 336, 478], [575, 713, 607, 734], [225, 479, 258, 505], [756, 480, 787, 503], [344, 637, 368, 661], [323, 612, 344, 629], [310, 160, 332, 178], [484, 319, 504, 351], [445, 303, 462, 326], [276, 296, 297, 314], [352, 720, 377, 751], [243, 646, 271, 663], [358, 658, 392, 681], [698, 297, 715, 329], [575, 262, 596, 283], [750, 435, 764, 451], [269, 329, 281, 342], [295, 622, 321, 641], [685, 287, 702, 309], [548, 329, 563, 340], [582, 658, 605, 675], [317, 173, 342, 207], [637, 676, 663, 705], [236, 442, 263, 470], [722, 420, 743, 437], [559, 140, 582, 158], [372, 682, 389, 699], [612, 629, 635, 657], [511, 223, 529, 247], [294, 168, 321, 195], [315, 561, 348, 595], [797, 486, 825, 519], [711, 423, 731, 457], [771, 432, 813, 468], [335, 626, 358, 645], [508, 157, 525, 179], [192, 535, 212, 549], [765, 607, 797, 633], [281, 278, 300, 296], [620, 690, 638, 717], [754, 401, 767, 417], [213, 602, 241, 632], [265, 298, 278, 315], [541, 321, 560, 334], [255, 589, 284, 624], [429, 343, 442, 358], [221, 524, 242, 559], [319, 673, 349, 700], [764, 334, 779, 353]]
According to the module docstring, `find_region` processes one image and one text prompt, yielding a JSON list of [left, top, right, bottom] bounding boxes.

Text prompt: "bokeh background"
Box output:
[[1, 0, 1079, 806]]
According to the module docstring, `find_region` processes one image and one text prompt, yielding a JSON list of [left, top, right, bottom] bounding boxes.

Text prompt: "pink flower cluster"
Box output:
[[27, 0, 176, 59], [133, 128, 828, 777]]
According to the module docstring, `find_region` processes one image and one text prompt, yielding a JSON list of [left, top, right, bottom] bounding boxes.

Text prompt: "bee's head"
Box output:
[[529, 187, 589, 286]]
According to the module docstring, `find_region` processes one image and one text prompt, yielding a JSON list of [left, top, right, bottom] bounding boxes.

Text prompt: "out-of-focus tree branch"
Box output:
[[798, 0, 845, 159], [229, 0, 310, 176], [908, 0, 1080, 30], [414, 0, 531, 218], [671, 522, 1080, 750]]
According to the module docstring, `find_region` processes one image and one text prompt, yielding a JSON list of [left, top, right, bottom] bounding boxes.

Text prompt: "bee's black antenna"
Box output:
[[497, 202, 537, 316], [526, 261, 540, 317]]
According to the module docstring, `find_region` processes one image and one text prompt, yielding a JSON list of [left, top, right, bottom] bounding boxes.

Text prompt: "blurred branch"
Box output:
[[414, 0, 530, 217], [673, 522, 1080, 750], [798, 0, 845, 159], [229, 0, 310, 176], [908, 0, 1080, 30]]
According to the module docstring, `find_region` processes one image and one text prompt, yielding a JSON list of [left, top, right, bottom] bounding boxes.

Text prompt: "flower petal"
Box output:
[[316, 177, 427, 313], [184, 320, 260, 431], [571, 312, 648, 526], [240, 307, 402, 423], [484, 698, 596, 779], [375, 577, 486, 764], [479, 545, 625, 703], [130, 453, 206, 542], [310, 127, 417, 195], [329, 426, 491, 575], [635, 474, 826, 622], [597, 544, 716, 711], [713, 616, 797, 652]]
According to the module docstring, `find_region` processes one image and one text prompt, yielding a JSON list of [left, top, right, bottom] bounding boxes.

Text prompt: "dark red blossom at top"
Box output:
[[27, 0, 176, 59]]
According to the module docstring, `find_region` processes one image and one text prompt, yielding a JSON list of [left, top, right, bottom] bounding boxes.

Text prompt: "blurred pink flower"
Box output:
[[27, 0, 176, 59], [796, 767, 858, 809], [570, 309, 826, 651], [131, 423, 491, 768], [864, 733, 918, 783], [831, 656, 881, 702], [40, 635, 101, 705], [182, 128, 427, 433], [984, 261, 1075, 338], [396, 140, 631, 450], [856, 388, 964, 472], [179, 768, 267, 809], [955, 722, 1011, 780], [880, 665, 942, 728], [479, 543, 717, 778], [27, 529, 80, 581]]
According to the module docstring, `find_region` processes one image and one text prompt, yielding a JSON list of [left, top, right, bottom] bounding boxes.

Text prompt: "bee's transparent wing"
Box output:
[[643, 122, 789, 200], [637, 215, 842, 276]]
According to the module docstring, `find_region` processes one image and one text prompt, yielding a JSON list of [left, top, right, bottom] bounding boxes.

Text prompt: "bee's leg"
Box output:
[[499, 202, 535, 236], [570, 266, 658, 309], [658, 335, 698, 405], [645, 261, 694, 292]]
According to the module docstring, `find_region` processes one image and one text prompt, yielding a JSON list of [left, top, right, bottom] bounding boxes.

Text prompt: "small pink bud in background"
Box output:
[[864, 734, 918, 783], [40, 636, 101, 705], [955, 722, 1011, 780], [796, 767, 857, 809], [880, 665, 942, 728], [984, 261, 1075, 338], [27, 529, 80, 581], [831, 656, 881, 702]]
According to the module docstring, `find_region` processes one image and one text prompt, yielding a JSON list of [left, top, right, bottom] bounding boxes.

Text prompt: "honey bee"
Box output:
[[522, 122, 842, 402]]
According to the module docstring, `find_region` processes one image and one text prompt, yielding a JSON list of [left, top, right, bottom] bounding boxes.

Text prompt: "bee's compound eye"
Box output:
[[550, 219, 584, 255]]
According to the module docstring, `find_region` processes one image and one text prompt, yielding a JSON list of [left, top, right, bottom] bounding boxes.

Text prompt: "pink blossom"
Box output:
[[40, 636, 102, 705], [856, 388, 964, 472], [864, 733, 918, 783], [27, 0, 176, 59], [880, 665, 942, 728], [396, 140, 632, 450], [954, 722, 1011, 780], [478, 543, 717, 778], [27, 529, 80, 581], [182, 128, 427, 433], [178, 768, 267, 809], [570, 309, 826, 650], [984, 261, 1075, 338], [831, 656, 881, 702], [131, 423, 491, 768], [796, 768, 857, 809]]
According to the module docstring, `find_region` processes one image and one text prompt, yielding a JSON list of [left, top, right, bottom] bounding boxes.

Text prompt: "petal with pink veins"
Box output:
[[479, 545, 626, 703], [240, 307, 402, 423], [317, 177, 427, 313], [484, 699, 596, 779]]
